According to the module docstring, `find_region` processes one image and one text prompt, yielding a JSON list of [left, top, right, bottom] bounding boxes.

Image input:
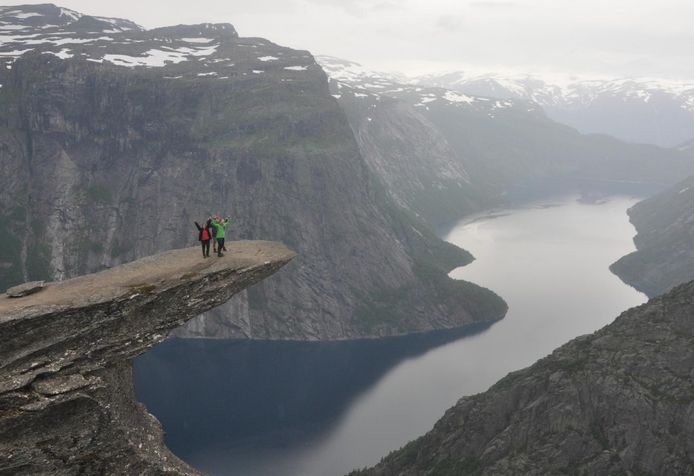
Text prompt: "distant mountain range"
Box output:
[[317, 56, 694, 227], [317, 56, 694, 147], [411, 71, 694, 147]]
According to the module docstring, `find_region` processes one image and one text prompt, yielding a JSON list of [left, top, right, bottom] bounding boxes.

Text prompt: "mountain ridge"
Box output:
[[412, 70, 694, 147], [317, 56, 694, 227]]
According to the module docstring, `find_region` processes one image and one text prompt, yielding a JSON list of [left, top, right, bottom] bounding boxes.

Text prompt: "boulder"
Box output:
[[6, 281, 45, 298]]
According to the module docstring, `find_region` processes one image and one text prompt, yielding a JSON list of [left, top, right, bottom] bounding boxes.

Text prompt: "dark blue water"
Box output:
[[135, 194, 646, 475], [134, 325, 491, 475]]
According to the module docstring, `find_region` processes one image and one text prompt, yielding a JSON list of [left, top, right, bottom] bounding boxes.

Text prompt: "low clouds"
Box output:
[[12, 0, 694, 79], [301, 0, 404, 17], [469, 1, 517, 7], [436, 14, 465, 32]]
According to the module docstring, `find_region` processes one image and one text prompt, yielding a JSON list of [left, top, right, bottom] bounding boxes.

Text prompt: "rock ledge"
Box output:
[[0, 241, 295, 475], [5, 281, 45, 298]]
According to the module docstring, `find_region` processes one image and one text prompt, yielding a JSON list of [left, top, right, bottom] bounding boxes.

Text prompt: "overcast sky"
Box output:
[[14, 0, 694, 79]]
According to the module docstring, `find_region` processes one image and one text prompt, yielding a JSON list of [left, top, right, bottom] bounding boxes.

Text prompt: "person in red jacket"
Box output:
[[194, 219, 214, 258]]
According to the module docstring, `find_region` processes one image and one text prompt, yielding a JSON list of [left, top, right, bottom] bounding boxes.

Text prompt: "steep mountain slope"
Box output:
[[415, 71, 694, 147], [611, 176, 694, 297], [0, 4, 507, 339], [352, 280, 694, 476], [318, 57, 694, 227]]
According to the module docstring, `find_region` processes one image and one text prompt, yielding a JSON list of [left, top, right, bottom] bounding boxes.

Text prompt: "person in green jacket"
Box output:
[[211, 216, 230, 257]]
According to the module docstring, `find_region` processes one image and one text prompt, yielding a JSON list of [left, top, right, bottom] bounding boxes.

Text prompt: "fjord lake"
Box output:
[[135, 194, 646, 475]]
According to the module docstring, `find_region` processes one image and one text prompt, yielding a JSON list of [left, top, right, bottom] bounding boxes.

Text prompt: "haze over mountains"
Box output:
[[413, 71, 694, 148], [317, 56, 694, 148], [317, 55, 694, 227], [4, 3, 694, 476], [3, 4, 690, 344]]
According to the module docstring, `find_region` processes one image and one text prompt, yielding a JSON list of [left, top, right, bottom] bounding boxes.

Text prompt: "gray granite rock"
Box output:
[[611, 175, 694, 297], [6, 281, 45, 298], [0, 242, 294, 475]]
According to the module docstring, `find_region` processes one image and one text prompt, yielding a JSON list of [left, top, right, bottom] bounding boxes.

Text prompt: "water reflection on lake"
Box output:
[[134, 194, 646, 476]]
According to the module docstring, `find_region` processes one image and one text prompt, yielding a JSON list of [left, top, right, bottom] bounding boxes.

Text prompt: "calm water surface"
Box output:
[[135, 194, 646, 476]]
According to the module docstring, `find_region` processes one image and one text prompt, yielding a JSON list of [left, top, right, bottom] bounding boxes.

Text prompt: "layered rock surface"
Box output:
[[0, 241, 295, 475], [352, 280, 694, 476]]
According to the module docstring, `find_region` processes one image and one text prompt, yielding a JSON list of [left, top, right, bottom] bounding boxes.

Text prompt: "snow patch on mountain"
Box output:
[[181, 37, 214, 44], [414, 71, 694, 113], [59, 7, 81, 21], [443, 90, 475, 104], [5, 11, 42, 19], [316, 55, 536, 117], [0, 5, 307, 80], [101, 49, 190, 67], [44, 48, 73, 59], [0, 48, 30, 57]]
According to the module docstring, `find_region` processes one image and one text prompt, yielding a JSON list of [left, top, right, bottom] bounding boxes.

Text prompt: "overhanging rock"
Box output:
[[0, 241, 295, 475]]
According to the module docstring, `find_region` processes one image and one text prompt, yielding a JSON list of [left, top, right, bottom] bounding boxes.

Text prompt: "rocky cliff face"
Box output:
[[331, 80, 495, 227], [0, 4, 507, 339], [352, 280, 694, 476], [611, 175, 694, 297], [318, 57, 694, 227], [0, 241, 295, 475]]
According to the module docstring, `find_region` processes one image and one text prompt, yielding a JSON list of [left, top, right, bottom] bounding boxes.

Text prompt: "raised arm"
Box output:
[[194, 221, 202, 231]]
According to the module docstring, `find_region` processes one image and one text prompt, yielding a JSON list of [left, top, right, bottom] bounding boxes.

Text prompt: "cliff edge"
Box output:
[[0, 240, 295, 475]]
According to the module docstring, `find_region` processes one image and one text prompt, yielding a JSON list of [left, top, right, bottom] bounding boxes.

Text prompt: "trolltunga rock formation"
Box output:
[[0, 241, 295, 475]]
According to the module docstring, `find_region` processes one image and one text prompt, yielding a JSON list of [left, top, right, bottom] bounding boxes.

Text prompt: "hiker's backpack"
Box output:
[[201, 227, 210, 241]]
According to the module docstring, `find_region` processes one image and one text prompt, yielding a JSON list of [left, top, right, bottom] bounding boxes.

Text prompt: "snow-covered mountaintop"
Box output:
[[319, 57, 694, 114], [0, 4, 315, 79], [413, 71, 694, 112], [317, 56, 541, 116], [0, 4, 140, 34], [409, 70, 694, 146], [317, 56, 402, 89]]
